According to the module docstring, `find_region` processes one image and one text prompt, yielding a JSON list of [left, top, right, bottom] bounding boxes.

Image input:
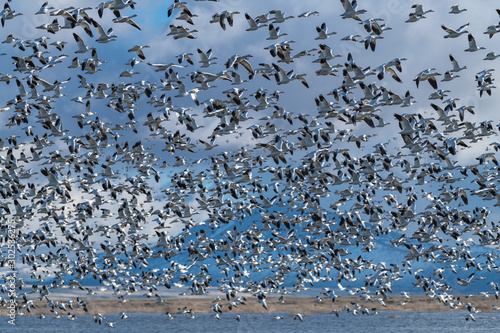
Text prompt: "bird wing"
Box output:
[[73, 33, 86, 49], [441, 25, 457, 34], [468, 33, 478, 48]]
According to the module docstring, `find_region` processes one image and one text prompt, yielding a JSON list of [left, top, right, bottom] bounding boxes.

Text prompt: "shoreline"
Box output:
[[1, 295, 499, 316]]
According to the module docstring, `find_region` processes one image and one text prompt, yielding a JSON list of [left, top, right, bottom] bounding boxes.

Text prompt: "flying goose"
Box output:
[[449, 54, 466, 72], [72, 33, 91, 53], [167, 24, 197, 39], [176, 8, 197, 25], [341, 34, 361, 41], [449, 5, 467, 14], [406, 13, 426, 23], [441, 23, 469, 38], [464, 33, 485, 52], [269, 9, 294, 23], [267, 23, 287, 40], [441, 71, 460, 81], [176, 52, 194, 65], [272, 63, 309, 87], [484, 52, 500, 60], [414, 68, 441, 89], [197, 48, 217, 67], [92, 20, 117, 43], [340, 0, 367, 21], [362, 18, 385, 35], [112, 14, 141, 30], [245, 13, 268, 31], [484, 25, 500, 38], [127, 45, 150, 60], [210, 11, 240, 30], [361, 35, 383, 51], [36, 2, 55, 15], [174, 81, 200, 106], [411, 4, 434, 17], [167, 0, 191, 17], [315, 59, 341, 76], [298, 11, 319, 18], [315, 22, 336, 40]]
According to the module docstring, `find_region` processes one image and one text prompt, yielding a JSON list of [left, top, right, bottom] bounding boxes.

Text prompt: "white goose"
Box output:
[[441, 23, 469, 38], [93, 20, 117, 43], [411, 4, 434, 17], [197, 48, 217, 67], [414, 68, 442, 89], [315, 22, 336, 40], [484, 25, 500, 39], [449, 54, 466, 72], [340, 0, 366, 21], [112, 14, 141, 30], [36, 2, 55, 15], [267, 23, 287, 40], [464, 33, 485, 52], [298, 11, 319, 18], [245, 13, 268, 31], [449, 4, 467, 14], [167, 0, 191, 17], [72, 33, 91, 53], [127, 45, 150, 60], [484, 52, 500, 60], [269, 9, 294, 23]]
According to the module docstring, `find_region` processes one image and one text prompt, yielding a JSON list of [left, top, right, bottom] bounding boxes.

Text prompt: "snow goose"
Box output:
[[315, 59, 340, 76], [479, 84, 495, 97], [110, 0, 136, 12], [411, 4, 434, 17], [167, 24, 197, 39], [464, 33, 485, 52], [72, 33, 91, 53], [269, 10, 294, 23], [441, 71, 460, 81], [167, 0, 191, 17], [484, 25, 500, 38], [484, 52, 500, 60], [127, 45, 150, 60], [176, 8, 197, 25], [210, 11, 240, 30], [113, 14, 141, 30], [225, 54, 254, 75], [361, 35, 383, 51], [92, 20, 117, 43], [36, 2, 54, 15], [298, 11, 319, 18], [414, 68, 441, 89], [341, 34, 361, 41], [267, 23, 287, 40], [441, 23, 469, 38], [245, 13, 267, 31], [405, 13, 424, 23], [340, 0, 366, 21], [362, 18, 385, 35], [176, 52, 194, 65], [174, 81, 200, 106], [449, 5, 466, 14], [449, 54, 466, 72], [197, 48, 217, 67], [315, 22, 336, 39]]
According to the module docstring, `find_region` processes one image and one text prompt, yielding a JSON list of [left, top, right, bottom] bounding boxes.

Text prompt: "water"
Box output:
[[2, 311, 499, 333]]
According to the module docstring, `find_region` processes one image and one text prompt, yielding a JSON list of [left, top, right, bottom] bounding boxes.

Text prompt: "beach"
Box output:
[[2, 295, 499, 316]]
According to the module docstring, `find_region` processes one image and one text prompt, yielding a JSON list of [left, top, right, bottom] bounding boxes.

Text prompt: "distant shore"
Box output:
[[1, 295, 499, 316]]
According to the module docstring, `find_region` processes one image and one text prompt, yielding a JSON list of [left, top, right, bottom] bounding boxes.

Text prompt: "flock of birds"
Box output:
[[0, 0, 500, 325]]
